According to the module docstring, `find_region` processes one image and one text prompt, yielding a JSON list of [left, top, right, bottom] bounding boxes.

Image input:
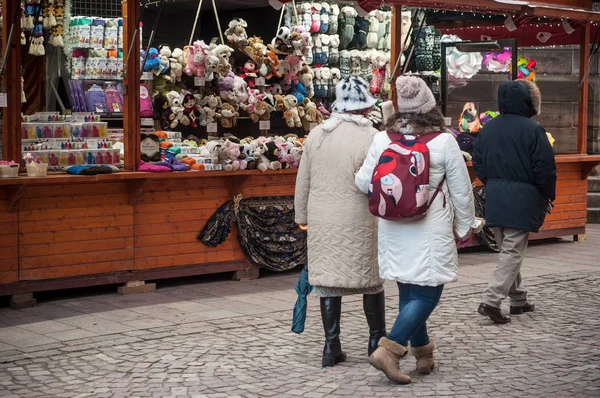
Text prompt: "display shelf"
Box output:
[[0, 168, 298, 186]]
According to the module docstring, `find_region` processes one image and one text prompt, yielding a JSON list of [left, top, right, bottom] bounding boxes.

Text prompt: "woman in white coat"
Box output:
[[355, 76, 477, 384]]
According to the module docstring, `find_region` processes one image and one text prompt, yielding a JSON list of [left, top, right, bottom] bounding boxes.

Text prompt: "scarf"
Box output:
[[321, 112, 373, 133]]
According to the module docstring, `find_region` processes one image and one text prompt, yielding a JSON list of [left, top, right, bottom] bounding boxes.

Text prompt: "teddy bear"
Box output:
[[204, 54, 220, 81], [212, 44, 234, 76], [283, 95, 302, 128], [238, 143, 256, 170], [271, 94, 285, 119], [169, 48, 184, 82], [202, 94, 222, 124], [290, 31, 306, 56], [301, 99, 324, 132], [166, 90, 189, 129], [222, 140, 241, 171], [256, 141, 282, 172], [153, 93, 174, 129], [219, 103, 238, 129], [250, 100, 272, 123], [225, 18, 249, 47], [158, 45, 172, 78]]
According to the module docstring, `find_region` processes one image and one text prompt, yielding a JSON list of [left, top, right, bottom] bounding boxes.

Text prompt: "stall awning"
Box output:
[[352, 0, 600, 21]]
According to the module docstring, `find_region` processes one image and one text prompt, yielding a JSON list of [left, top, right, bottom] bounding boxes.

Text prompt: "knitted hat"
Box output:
[[332, 76, 378, 113], [395, 76, 436, 114]]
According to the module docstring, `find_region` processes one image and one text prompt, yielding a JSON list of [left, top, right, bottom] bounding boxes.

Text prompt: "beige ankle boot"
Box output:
[[368, 337, 411, 384], [409, 341, 436, 374]]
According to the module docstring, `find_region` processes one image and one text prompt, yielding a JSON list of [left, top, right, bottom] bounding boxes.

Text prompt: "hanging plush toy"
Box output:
[[225, 18, 249, 47]]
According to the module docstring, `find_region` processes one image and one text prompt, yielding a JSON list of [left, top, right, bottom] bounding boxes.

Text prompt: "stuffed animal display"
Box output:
[[148, 132, 305, 173]]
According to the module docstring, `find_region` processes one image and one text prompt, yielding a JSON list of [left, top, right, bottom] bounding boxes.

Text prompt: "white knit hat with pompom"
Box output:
[[395, 76, 437, 114]]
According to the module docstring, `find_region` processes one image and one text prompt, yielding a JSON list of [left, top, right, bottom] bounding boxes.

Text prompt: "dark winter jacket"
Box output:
[[472, 80, 556, 233]]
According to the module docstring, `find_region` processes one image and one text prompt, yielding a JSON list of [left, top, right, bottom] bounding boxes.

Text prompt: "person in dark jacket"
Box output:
[[473, 79, 556, 324]]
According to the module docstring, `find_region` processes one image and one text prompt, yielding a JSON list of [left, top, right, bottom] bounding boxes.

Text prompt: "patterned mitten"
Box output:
[[329, 68, 341, 98], [321, 34, 330, 65], [329, 34, 340, 66], [339, 50, 351, 78], [301, 3, 312, 32], [328, 4, 340, 34], [340, 6, 356, 50], [415, 26, 435, 71], [350, 50, 362, 76], [360, 51, 373, 81], [313, 68, 324, 97], [376, 10, 386, 49], [355, 16, 369, 50], [312, 34, 322, 65], [432, 29, 442, 70], [367, 12, 379, 49], [319, 2, 330, 34], [311, 3, 322, 33], [320, 67, 331, 98]]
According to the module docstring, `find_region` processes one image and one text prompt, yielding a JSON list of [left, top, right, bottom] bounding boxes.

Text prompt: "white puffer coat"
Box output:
[[355, 126, 476, 287]]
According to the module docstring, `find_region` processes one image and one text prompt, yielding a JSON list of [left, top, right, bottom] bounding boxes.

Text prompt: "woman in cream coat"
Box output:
[[295, 76, 385, 367]]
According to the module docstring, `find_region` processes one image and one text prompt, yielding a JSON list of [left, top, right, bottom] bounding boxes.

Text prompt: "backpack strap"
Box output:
[[417, 131, 443, 144], [428, 175, 447, 208], [387, 131, 404, 142]]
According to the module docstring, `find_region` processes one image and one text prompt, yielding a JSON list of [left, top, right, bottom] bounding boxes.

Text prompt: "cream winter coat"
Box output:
[[295, 120, 382, 290], [355, 124, 475, 287]]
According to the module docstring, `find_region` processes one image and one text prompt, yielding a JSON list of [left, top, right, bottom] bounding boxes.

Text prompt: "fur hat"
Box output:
[[331, 76, 377, 113], [395, 76, 436, 114]]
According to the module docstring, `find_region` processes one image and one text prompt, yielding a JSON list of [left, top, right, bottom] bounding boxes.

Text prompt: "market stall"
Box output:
[[1, 0, 600, 307]]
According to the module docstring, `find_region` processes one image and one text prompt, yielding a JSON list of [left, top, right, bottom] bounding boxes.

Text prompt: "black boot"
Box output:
[[364, 291, 387, 356], [320, 297, 347, 367]]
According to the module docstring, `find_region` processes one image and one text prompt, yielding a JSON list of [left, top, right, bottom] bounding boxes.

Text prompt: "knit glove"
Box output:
[[321, 34, 330, 64], [319, 2, 330, 34], [328, 4, 340, 34]]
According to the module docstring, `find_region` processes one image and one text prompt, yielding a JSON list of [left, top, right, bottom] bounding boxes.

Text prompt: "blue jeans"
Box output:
[[387, 283, 444, 348]]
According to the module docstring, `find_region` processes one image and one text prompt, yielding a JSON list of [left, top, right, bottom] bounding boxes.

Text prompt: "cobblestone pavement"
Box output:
[[0, 226, 599, 397]]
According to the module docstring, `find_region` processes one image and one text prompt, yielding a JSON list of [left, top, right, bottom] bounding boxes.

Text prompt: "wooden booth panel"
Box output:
[[18, 182, 134, 281], [539, 162, 589, 231], [0, 189, 18, 284], [134, 177, 244, 271]]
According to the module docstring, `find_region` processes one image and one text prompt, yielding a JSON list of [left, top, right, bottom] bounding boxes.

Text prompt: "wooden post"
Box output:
[[577, 22, 591, 155], [2, 0, 22, 162], [122, 0, 141, 170]]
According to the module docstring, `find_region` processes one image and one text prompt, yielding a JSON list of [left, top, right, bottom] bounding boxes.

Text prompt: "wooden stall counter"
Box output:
[[0, 169, 298, 304], [467, 154, 600, 242]]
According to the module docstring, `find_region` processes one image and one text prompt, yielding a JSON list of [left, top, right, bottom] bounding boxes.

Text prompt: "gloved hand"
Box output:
[[546, 201, 554, 214]]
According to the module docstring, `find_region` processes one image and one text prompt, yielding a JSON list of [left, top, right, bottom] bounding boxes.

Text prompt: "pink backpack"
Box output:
[[368, 131, 445, 221]]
